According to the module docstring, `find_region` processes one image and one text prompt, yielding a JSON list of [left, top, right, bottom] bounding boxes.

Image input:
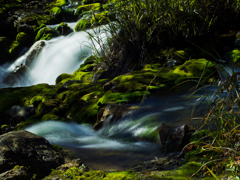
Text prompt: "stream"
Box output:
[[0, 10, 218, 171]]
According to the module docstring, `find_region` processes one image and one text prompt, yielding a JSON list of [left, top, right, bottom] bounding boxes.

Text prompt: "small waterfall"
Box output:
[[0, 25, 108, 88]]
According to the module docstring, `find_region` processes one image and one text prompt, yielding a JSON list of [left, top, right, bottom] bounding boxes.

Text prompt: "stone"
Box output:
[[158, 123, 195, 152], [0, 130, 64, 174], [56, 22, 73, 36], [8, 105, 35, 123], [0, 166, 31, 180], [25, 41, 45, 66]]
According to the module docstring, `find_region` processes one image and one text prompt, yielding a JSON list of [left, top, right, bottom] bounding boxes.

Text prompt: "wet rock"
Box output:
[[8, 105, 35, 123], [93, 104, 135, 130], [56, 22, 73, 36], [158, 123, 195, 152], [2, 64, 28, 86], [25, 40, 45, 66], [0, 130, 64, 174]]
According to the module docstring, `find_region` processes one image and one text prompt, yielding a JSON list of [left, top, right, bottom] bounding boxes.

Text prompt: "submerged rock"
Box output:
[[158, 123, 195, 152], [0, 130, 63, 174]]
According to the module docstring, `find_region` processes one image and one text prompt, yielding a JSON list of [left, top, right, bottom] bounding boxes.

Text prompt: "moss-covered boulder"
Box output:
[[90, 11, 110, 25], [75, 3, 101, 17], [16, 32, 33, 45], [56, 22, 73, 35], [74, 18, 91, 31], [35, 27, 56, 41]]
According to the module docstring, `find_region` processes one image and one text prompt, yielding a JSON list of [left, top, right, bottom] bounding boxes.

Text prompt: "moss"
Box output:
[[146, 162, 204, 179], [173, 58, 215, 79], [52, 144, 63, 150], [74, 18, 91, 31], [82, 0, 106, 5], [104, 170, 139, 180], [1, 124, 9, 128], [230, 49, 240, 63], [69, 98, 99, 123], [50, 6, 62, 16], [35, 27, 55, 41], [98, 90, 150, 105], [47, 0, 67, 7], [22, 14, 58, 26], [56, 73, 74, 84], [0, 83, 57, 112], [9, 40, 21, 58], [30, 95, 47, 106], [75, 3, 101, 17], [91, 11, 109, 25], [16, 32, 32, 44], [33, 24, 46, 33], [36, 99, 60, 116]]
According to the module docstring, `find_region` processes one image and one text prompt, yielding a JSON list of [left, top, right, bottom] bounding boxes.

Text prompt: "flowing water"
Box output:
[[0, 12, 219, 171]]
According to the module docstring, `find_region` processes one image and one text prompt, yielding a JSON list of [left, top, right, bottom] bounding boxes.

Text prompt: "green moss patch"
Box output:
[[75, 3, 101, 17], [16, 32, 32, 44], [74, 18, 91, 31], [230, 49, 240, 63], [35, 27, 56, 41]]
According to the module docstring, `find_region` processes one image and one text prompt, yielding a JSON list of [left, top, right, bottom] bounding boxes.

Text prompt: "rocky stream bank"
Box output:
[[1, 0, 240, 179]]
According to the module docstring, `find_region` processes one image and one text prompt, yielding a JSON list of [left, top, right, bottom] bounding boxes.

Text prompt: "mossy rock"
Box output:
[[74, 18, 91, 31], [35, 27, 56, 41], [55, 22, 73, 35], [36, 99, 60, 116], [56, 73, 74, 84], [41, 108, 61, 120], [9, 40, 21, 58], [90, 11, 109, 25], [173, 58, 215, 78], [30, 95, 47, 106], [21, 14, 58, 26], [0, 83, 57, 113], [16, 32, 32, 45], [49, 6, 62, 16], [75, 3, 101, 17], [47, 0, 67, 7], [82, 0, 106, 5]]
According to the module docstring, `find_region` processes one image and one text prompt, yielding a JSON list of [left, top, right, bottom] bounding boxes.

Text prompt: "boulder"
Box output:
[[56, 22, 73, 36], [158, 123, 195, 152], [25, 40, 45, 66], [0, 130, 64, 174], [8, 105, 35, 123]]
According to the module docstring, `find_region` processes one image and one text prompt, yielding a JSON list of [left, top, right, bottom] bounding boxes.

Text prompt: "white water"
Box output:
[[25, 120, 158, 151], [0, 25, 108, 88]]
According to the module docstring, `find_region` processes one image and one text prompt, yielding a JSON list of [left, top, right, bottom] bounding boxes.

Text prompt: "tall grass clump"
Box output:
[[88, 0, 240, 78], [186, 62, 240, 178]]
